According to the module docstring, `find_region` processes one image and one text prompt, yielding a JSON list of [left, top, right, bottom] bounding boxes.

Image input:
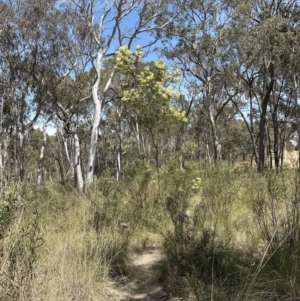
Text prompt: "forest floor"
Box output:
[[107, 244, 172, 301]]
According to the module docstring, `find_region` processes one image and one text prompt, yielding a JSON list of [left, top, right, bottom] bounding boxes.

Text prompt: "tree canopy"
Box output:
[[0, 0, 300, 188]]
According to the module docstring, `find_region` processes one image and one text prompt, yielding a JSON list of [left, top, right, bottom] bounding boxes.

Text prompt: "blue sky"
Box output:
[[41, 1, 175, 134]]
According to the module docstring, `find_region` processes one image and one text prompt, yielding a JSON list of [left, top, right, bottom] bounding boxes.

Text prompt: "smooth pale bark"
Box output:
[[56, 101, 83, 189], [81, 0, 184, 185], [134, 120, 140, 155], [84, 0, 119, 185], [267, 126, 272, 168], [117, 149, 123, 181], [85, 62, 114, 185], [142, 134, 146, 162], [60, 129, 74, 177], [37, 126, 47, 185], [208, 104, 221, 161], [116, 111, 123, 182], [291, 44, 300, 169], [189, 70, 238, 163], [279, 96, 293, 168], [206, 143, 212, 167], [188, 69, 223, 163], [74, 133, 84, 191], [85, 51, 103, 185], [293, 67, 300, 170], [49, 169, 52, 183], [249, 92, 259, 164]]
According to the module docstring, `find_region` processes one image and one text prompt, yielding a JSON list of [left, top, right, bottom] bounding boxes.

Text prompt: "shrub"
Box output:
[[162, 165, 257, 300], [242, 170, 300, 300], [0, 185, 43, 301]]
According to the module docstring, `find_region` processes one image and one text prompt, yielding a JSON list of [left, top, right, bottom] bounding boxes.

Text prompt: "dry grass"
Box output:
[[0, 183, 133, 301], [29, 201, 107, 301], [2, 165, 300, 301], [285, 150, 299, 167]]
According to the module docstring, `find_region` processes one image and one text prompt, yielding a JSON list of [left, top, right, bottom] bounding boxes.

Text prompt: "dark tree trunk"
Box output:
[[258, 62, 275, 172]]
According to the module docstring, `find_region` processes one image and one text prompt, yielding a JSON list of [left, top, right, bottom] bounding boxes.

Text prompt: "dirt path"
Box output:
[[108, 246, 169, 301]]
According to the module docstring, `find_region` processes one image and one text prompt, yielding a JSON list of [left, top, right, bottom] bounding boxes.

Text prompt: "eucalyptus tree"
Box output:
[[0, 0, 81, 182], [62, 0, 188, 187], [268, 72, 295, 168], [49, 72, 92, 190], [0, 0, 44, 182], [289, 6, 300, 167], [155, 0, 240, 162], [228, 0, 300, 171]]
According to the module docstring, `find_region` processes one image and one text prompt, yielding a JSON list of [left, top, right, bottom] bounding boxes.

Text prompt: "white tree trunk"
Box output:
[[86, 53, 114, 186], [80, 0, 183, 186], [208, 104, 221, 161], [49, 168, 53, 183], [60, 129, 74, 177], [292, 49, 300, 168], [116, 113, 123, 181], [117, 149, 122, 181], [37, 126, 47, 185], [73, 133, 84, 191], [206, 143, 212, 167], [85, 61, 102, 185]]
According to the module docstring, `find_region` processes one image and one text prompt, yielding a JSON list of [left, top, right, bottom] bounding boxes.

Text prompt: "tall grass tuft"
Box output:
[[161, 165, 300, 300], [162, 164, 255, 300], [1, 180, 137, 301], [3, 164, 300, 300], [240, 170, 300, 300], [0, 185, 43, 301]]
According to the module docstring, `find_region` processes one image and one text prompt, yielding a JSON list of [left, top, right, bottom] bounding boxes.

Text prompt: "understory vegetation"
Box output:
[[1, 0, 300, 300], [1, 164, 300, 301]]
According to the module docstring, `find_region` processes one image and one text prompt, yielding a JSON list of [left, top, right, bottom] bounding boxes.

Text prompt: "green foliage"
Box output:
[[90, 167, 165, 231], [162, 165, 253, 300], [0, 185, 21, 238], [160, 166, 300, 300], [3, 165, 300, 300], [240, 170, 300, 300], [0, 186, 44, 301]]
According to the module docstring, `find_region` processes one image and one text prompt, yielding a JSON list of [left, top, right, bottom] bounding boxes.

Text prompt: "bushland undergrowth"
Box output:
[[0, 164, 300, 300]]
